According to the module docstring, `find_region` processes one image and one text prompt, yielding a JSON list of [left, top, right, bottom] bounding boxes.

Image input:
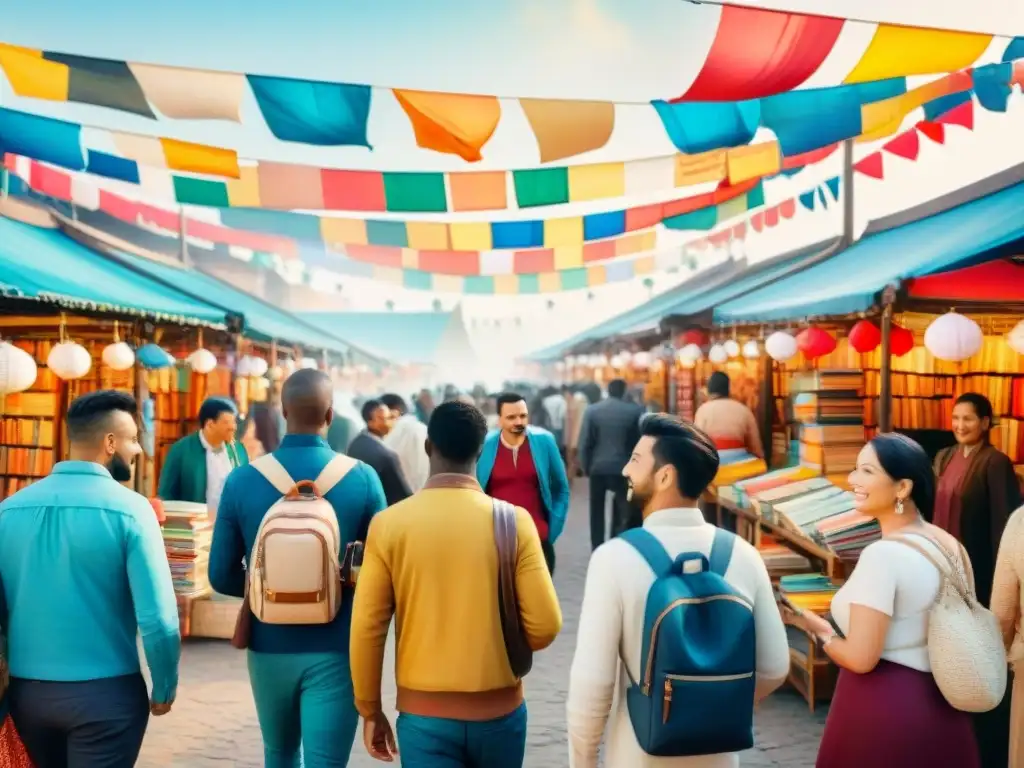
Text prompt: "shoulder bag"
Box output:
[[492, 498, 533, 679]]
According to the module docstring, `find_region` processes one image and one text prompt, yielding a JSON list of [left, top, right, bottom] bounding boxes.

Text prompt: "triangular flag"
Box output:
[[799, 190, 816, 211], [917, 121, 946, 144], [709, 229, 731, 247], [936, 100, 974, 130], [750, 212, 765, 233], [817, 187, 829, 208], [854, 153, 884, 179], [824, 176, 840, 201], [732, 222, 747, 240], [882, 130, 920, 160], [778, 198, 797, 219], [764, 206, 780, 228]]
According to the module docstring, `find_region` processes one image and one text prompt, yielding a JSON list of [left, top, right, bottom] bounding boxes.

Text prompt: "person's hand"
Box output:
[[781, 607, 834, 640], [150, 700, 173, 716], [363, 712, 398, 762]]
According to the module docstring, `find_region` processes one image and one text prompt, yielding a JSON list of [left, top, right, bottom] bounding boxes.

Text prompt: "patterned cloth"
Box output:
[[0, 717, 32, 768]]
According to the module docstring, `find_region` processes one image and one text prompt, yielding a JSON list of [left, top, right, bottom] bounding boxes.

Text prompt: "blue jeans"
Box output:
[[247, 652, 358, 768], [396, 702, 528, 768]]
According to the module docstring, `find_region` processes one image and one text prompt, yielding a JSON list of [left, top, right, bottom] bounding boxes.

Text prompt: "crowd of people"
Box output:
[[0, 371, 1021, 767]]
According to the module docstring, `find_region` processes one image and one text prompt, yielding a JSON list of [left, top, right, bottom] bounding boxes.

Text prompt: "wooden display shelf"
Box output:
[[784, 622, 837, 712]]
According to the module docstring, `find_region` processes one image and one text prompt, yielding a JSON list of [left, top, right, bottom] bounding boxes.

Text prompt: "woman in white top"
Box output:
[[567, 414, 790, 767], [989, 503, 1024, 767], [787, 433, 979, 767]]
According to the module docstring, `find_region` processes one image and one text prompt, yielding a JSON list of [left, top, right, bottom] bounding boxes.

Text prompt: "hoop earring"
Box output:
[[895, 499, 905, 516]]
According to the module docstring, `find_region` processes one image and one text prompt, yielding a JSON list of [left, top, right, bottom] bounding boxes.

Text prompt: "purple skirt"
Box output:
[[816, 660, 979, 768]]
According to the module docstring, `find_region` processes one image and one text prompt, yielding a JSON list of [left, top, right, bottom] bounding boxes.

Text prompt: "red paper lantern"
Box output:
[[848, 320, 882, 353], [890, 324, 915, 357], [796, 326, 837, 360], [677, 328, 709, 347]]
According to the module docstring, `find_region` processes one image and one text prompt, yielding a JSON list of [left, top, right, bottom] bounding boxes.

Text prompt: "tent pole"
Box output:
[[841, 138, 855, 247], [878, 285, 897, 433], [759, 355, 775, 469]]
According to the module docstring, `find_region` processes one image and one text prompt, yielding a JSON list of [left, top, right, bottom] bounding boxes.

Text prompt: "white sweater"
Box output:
[[567, 507, 790, 768]]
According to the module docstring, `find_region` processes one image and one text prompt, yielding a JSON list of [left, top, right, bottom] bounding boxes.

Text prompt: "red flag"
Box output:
[[853, 152, 884, 179], [764, 206, 780, 228], [917, 121, 946, 144], [750, 212, 765, 233], [882, 130, 920, 160], [779, 198, 797, 219], [732, 222, 747, 240], [936, 100, 974, 130]]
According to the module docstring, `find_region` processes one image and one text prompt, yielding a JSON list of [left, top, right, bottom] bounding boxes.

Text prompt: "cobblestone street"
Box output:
[[139, 480, 827, 766]]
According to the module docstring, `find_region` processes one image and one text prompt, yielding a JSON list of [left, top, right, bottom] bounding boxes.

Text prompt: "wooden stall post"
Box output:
[[759, 355, 775, 469], [878, 284, 897, 433]]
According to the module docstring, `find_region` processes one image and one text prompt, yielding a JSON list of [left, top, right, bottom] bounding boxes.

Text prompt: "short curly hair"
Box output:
[[427, 400, 488, 464]]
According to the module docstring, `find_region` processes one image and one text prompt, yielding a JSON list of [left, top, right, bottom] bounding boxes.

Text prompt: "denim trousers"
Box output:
[[247, 651, 359, 768], [396, 702, 528, 768]]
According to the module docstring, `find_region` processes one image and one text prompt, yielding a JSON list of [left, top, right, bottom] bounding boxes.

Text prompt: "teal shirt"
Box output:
[[0, 462, 180, 703]]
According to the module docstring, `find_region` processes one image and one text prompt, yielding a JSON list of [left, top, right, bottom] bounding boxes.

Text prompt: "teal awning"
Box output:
[[0, 216, 226, 326]]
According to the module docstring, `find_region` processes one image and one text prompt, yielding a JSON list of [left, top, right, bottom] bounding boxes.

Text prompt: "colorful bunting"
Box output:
[[393, 89, 500, 162], [676, 6, 844, 101], [519, 99, 615, 163], [853, 153, 884, 179], [936, 100, 975, 129], [0, 108, 84, 170], [843, 25, 991, 84], [881, 130, 920, 160], [247, 75, 372, 147], [128, 63, 245, 122], [726, 143, 781, 185], [824, 176, 841, 201], [653, 100, 760, 154], [42, 51, 155, 117], [916, 120, 946, 144], [0, 43, 69, 101]]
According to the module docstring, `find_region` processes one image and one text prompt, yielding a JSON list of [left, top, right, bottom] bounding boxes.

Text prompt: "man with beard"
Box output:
[[478, 392, 569, 573], [0, 390, 180, 766], [566, 414, 789, 767]]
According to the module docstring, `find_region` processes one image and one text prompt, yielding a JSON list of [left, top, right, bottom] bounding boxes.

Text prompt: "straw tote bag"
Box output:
[[891, 533, 1007, 712]]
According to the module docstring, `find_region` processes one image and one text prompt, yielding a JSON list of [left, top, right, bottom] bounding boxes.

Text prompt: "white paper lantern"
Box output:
[[723, 339, 740, 358], [678, 343, 703, 363], [708, 344, 729, 364], [101, 341, 135, 372], [924, 312, 983, 362], [619, 350, 633, 364], [632, 351, 652, 369], [597, 353, 610, 367], [187, 348, 218, 375], [235, 356, 254, 377], [1007, 320, 1024, 355], [268, 365, 284, 381], [47, 341, 92, 380], [742, 339, 761, 359], [249, 357, 269, 377], [765, 331, 798, 363], [0, 341, 38, 394]]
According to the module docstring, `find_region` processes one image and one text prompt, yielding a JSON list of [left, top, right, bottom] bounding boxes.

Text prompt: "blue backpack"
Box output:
[[620, 527, 756, 757]]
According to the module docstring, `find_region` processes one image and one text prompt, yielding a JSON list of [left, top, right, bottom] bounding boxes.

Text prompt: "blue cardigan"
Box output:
[[477, 426, 570, 542]]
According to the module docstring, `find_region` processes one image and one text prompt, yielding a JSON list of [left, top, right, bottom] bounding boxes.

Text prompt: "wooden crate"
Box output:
[[188, 595, 242, 640]]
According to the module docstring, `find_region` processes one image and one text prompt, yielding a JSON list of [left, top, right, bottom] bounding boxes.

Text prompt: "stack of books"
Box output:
[[758, 534, 812, 577], [779, 573, 839, 614], [814, 511, 881, 560], [161, 501, 214, 600], [792, 370, 865, 475], [712, 448, 768, 488]]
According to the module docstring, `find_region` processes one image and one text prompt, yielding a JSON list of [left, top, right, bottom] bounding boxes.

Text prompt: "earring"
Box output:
[[895, 499, 905, 515]]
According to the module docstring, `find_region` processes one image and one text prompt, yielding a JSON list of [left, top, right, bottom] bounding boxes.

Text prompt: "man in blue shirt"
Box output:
[[0, 390, 180, 767], [210, 368, 387, 767]]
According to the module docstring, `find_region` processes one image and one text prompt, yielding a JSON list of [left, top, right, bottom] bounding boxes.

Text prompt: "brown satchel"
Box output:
[[492, 498, 533, 679], [230, 581, 254, 649]]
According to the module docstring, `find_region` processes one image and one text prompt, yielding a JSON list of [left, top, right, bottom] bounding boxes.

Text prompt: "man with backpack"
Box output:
[[566, 414, 789, 767], [209, 369, 387, 767]]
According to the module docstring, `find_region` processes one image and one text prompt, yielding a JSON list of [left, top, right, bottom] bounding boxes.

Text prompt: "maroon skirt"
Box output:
[[817, 660, 978, 768]]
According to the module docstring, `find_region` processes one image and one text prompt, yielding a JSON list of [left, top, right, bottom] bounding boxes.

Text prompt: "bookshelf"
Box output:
[[0, 339, 59, 498]]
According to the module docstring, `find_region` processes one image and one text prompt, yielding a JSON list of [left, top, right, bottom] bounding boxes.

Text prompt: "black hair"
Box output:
[[428, 400, 488, 464], [66, 390, 137, 443], [360, 398, 385, 424], [707, 371, 731, 398], [608, 379, 627, 399], [198, 397, 236, 428], [380, 393, 408, 415], [954, 392, 995, 441], [870, 433, 936, 522], [640, 413, 720, 499], [496, 391, 526, 415]]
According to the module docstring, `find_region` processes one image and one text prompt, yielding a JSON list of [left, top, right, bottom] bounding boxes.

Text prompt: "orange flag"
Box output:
[[520, 99, 615, 163], [393, 89, 500, 162]]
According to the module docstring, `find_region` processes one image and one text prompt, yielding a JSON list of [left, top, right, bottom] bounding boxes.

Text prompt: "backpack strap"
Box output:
[[620, 528, 673, 577], [315, 455, 358, 495], [708, 527, 736, 577], [250, 454, 295, 495]]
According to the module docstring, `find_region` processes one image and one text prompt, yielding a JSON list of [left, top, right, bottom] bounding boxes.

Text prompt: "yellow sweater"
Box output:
[[349, 476, 563, 721]]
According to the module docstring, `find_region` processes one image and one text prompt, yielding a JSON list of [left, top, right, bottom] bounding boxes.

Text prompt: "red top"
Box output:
[[934, 447, 972, 539], [488, 438, 548, 541]]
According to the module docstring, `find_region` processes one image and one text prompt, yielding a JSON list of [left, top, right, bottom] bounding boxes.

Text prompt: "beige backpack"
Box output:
[[890, 533, 1007, 712], [247, 454, 356, 625]]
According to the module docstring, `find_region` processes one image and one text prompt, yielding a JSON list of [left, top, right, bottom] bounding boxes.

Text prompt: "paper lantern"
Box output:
[[47, 341, 92, 380], [848, 320, 881, 354], [924, 312, 983, 362], [187, 348, 218, 375], [101, 341, 136, 372], [742, 340, 761, 359], [0, 341, 38, 395], [632, 351, 651, 369], [890, 323, 915, 357], [796, 326, 837, 360], [619, 350, 633, 364], [1009, 321, 1024, 355], [137, 343, 175, 369], [765, 331, 798, 363], [609, 353, 624, 369], [678, 329, 709, 347], [708, 344, 728, 364], [679, 343, 703, 363], [723, 339, 740, 358], [596, 353, 610, 367]]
